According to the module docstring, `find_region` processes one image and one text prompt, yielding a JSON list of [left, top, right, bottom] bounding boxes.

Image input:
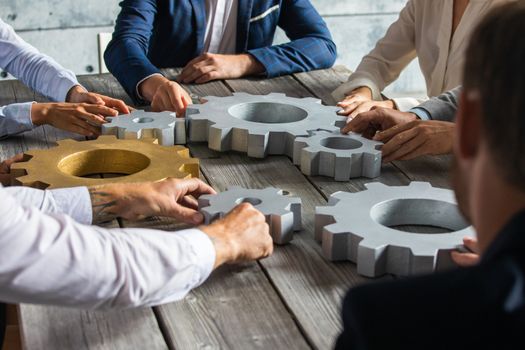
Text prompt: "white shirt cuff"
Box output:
[[49, 186, 92, 224], [1, 102, 35, 135], [174, 228, 216, 286]]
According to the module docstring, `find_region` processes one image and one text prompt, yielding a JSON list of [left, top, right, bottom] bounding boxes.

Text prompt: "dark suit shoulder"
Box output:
[[337, 257, 525, 349]]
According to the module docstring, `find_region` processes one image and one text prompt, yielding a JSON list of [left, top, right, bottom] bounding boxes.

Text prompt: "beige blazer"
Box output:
[[332, 0, 512, 111]]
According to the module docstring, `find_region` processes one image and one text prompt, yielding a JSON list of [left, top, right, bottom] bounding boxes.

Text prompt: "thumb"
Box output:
[[166, 204, 204, 225]]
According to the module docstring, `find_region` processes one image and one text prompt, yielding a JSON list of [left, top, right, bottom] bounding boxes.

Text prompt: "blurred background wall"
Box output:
[[0, 0, 426, 97]]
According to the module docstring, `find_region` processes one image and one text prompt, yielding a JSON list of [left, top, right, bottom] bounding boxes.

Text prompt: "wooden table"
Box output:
[[0, 67, 451, 349]]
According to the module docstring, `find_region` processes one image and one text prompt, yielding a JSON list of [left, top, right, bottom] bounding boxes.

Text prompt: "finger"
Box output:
[[72, 120, 101, 136], [463, 237, 480, 254], [83, 104, 119, 117], [381, 128, 421, 161], [81, 92, 105, 105], [75, 112, 106, 126], [451, 251, 480, 267], [349, 103, 374, 119], [374, 122, 415, 142], [176, 178, 217, 198], [180, 195, 199, 210], [154, 91, 173, 112], [99, 95, 131, 114], [182, 63, 214, 84], [65, 122, 97, 137], [195, 70, 218, 84], [341, 113, 372, 134], [337, 102, 359, 116], [166, 204, 204, 225], [1, 153, 25, 172], [166, 85, 186, 116], [178, 55, 208, 82], [336, 95, 361, 107], [0, 174, 11, 186]]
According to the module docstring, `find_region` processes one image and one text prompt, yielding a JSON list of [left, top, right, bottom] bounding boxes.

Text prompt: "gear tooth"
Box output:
[[232, 92, 252, 98], [301, 97, 322, 104], [96, 135, 118, 142], [409, 181, 433, 190], [268, 92, 286, 98], [197, 195, 213, 209], [315, 205, 333, 215], [55, 139, 78, 146], [324, 222, 348, 235], [364, 182, 388, 190]]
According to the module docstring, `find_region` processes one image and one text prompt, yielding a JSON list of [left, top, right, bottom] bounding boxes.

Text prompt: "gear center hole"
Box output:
[[320, 137, 363, 150], [235, 197, 263, 206], [133, 117, 155, 123], [229, 102, 308, 124], [58, 149, 151, 178], [370, 199, 469, 234]]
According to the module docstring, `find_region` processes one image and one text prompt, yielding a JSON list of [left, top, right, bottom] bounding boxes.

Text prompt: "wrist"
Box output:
[[66, 85, 87, 103], [200, 223, 236, 268], [30, 103, 49, 126], [139, 75, 168, 102], [239, 54, 265, 76]]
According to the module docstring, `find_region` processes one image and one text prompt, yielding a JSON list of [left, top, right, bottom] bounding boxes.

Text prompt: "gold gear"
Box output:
[[11, 136, 199, 189]]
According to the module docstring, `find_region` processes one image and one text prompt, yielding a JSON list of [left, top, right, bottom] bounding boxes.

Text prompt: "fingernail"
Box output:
[[192, 212, 203, 224]]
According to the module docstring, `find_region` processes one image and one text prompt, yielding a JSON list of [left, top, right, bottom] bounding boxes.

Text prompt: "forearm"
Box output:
[[0, 189, 215, 309]]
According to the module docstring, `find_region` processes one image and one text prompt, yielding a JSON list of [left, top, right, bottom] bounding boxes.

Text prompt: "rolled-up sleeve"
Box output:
[[0, 186, 216, 309]]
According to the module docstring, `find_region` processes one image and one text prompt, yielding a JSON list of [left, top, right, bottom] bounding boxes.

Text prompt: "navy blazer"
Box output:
[[336, 210, 525, 349], [104, 0, 337, 103]]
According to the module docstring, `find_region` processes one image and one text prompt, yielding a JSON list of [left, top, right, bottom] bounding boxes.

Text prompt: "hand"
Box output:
[[451, 237, 480, 267], [31, 102, 119, 137], [139, 75, 192, 116], [88, 178, 217, 224], [66, 85, 132, 114], [375, 120, 455, 163], [337, 87, 395, 118], [200, 203, 273, 268], [341, 108, 418, 138], [177, 53, 265, 84], [0, 153, 24, 186]]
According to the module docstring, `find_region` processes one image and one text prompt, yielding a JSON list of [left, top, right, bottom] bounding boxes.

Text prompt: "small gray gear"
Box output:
[[102, 110, 186, 145], [186, 93, 346, 158], [198, 186, 302, 244], [315, 182, 475, 277], [293, 130, 383, 181]]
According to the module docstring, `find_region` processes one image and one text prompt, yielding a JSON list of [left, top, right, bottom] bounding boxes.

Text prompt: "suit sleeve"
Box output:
[[413, 86, 462, 122], [247, 0, 337, 78], [332, 0, 417, 102], [104, 0, 161, 103]]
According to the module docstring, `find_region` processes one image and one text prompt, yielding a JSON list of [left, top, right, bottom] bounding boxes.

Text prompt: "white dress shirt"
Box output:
[[203, 0, 238, 54], [0, 185, 215, 309], [0, 18, 80, 139], [332, 0, 512, 111]]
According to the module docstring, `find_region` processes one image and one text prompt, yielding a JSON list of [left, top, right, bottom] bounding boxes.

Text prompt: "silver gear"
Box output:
[[198, 186, 302, 244], [186, 93, 346, 158], [315, 182, 475, 277], [102, 110, 186, 145], [293, 130, 383, 180]]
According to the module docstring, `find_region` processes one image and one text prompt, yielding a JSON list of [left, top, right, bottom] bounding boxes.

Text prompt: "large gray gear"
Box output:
[[315, 182, 475, 277], [102, 110, 186, 145], [293, 130, 383, 180], [186, 93, 346, 158], [198, 186, 302, 244]]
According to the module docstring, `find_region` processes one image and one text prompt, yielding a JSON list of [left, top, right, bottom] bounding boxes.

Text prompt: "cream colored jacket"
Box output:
[[332, 0, 511, 111]]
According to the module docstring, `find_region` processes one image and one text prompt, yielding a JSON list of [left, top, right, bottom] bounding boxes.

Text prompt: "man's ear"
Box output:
[[455, 90, 482, 159]]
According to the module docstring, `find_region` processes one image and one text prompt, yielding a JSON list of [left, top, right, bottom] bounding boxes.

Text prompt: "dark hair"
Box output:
[[463, 2, 525, 190]]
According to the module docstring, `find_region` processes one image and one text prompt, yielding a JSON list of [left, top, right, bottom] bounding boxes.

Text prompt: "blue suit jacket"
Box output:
[[104, 0, 337, 103]]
